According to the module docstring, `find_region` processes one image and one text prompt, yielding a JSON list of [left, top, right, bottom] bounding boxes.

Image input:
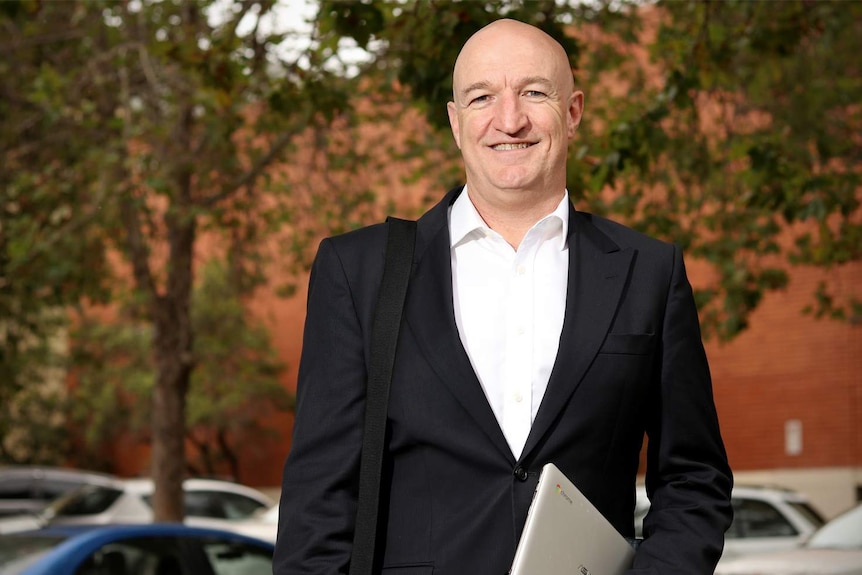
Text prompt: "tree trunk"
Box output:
[[150, 213, 196, 522]]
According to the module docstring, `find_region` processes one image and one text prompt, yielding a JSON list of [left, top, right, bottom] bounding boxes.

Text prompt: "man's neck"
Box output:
[[466, 187, 564, 249]]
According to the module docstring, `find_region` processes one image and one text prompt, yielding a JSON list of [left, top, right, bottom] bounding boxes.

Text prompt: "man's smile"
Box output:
[[491, 142, 534, 151]]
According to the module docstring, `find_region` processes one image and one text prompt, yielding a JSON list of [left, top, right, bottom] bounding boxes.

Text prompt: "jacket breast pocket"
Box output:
[[599, 332, 655, 355]]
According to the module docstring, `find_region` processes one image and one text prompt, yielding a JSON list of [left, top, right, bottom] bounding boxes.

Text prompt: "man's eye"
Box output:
[[524, 90, 547, 98], [470, 95, 491, 104]]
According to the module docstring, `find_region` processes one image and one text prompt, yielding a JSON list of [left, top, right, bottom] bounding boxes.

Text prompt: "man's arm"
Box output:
[[632, 245, 734, 575], [273, 238, 367, 575]]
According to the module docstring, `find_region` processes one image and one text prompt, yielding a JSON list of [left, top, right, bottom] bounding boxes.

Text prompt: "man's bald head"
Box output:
[[452, 19, 575, 102]]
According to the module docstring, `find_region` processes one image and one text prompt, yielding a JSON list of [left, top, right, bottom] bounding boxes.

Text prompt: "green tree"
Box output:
[[583, 0, 862, 339], [0, 0, 367, 520], [68, 258, 292, 482], [0, 0, 115, 464], [185, 259, 293, 482], [319, 0, 861, 340]]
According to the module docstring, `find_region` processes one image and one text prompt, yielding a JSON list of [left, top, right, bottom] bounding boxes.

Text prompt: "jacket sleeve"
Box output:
[[630, 245, 734, 575], [273, 238, 367, 575]]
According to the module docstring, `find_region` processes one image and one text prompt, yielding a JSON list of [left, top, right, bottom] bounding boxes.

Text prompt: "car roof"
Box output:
[[119, 477, 275, 503], [729, 484, 813, 502], [0, 469, 272, 501], [20, 522, 276, 542], [0, 466, 118, 482]]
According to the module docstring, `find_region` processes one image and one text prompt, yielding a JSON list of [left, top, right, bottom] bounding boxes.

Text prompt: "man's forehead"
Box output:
[[454, 55, 566, 96]]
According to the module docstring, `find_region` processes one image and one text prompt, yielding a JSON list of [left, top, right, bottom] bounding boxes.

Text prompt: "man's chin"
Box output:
[[489, 177, 542, 194], [483, 169, 537, 190]]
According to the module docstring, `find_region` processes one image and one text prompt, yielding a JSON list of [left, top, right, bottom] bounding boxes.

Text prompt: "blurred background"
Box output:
[[1, 0, 860, 541]]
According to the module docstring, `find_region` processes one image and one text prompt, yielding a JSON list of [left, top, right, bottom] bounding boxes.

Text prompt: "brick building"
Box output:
[[707, 261, 862, 517]]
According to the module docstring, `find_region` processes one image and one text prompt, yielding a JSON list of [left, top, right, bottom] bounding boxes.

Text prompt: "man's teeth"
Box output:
[[492, 143, 530, 150]]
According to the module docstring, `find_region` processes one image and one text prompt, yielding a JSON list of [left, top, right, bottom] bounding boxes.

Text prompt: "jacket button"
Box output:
[[513, 466, 528, 482]]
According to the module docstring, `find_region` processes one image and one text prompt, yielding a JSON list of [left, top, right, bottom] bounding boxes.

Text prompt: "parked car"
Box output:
[[635, 484, 826, 564], [714, 501, 862, 575], [0, 523, 275, 575], [0, 466, 119, 519], [41, 477, 275, 528], [199, 502, 279, 544]]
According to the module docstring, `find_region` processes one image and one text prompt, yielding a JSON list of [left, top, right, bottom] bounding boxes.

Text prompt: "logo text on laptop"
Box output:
[[554, 483, 573, 505]]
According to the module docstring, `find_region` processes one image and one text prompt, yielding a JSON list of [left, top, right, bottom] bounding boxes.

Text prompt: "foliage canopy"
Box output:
[[1, 0, 363, 519]]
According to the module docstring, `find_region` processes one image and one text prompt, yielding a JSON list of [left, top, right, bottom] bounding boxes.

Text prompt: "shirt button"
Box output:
[[516, 326, 525, 335], [513, 466, 528, 482], [513, 392, 523, 403], [516, 265, 526, 275]]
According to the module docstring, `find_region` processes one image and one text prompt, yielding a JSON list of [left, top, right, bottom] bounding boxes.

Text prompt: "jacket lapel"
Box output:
[[520, 208, 634, 461], [403, 191, 634, 464], [405, 188, 515, 462]]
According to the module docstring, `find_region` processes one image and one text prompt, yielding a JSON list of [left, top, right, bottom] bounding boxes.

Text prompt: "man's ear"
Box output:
[[567, 91, 585, 138], [447, 101, 462, 149]]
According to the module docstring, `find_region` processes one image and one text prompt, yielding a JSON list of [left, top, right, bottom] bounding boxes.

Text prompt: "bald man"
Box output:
[[274, 19, 733, 575]]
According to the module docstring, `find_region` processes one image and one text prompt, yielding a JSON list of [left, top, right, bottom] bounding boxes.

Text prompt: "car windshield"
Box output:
[[43, 485, 124, 518], [787, 501, 826, 529], [807, 504, 862, 550], [0, 533, 67, 575]]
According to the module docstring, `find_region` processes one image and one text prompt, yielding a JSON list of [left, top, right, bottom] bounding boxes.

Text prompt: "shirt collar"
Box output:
[[449, 186, 570, 250]]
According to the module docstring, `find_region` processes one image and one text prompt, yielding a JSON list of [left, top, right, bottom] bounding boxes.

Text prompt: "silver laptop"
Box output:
[[510, 463, 636, 575]]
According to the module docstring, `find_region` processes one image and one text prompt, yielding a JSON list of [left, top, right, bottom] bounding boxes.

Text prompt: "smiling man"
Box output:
[[274, 18, 733, 575]]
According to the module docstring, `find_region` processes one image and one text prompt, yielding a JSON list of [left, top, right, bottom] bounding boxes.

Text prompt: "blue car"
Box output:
[[0, 523, 274, 575]]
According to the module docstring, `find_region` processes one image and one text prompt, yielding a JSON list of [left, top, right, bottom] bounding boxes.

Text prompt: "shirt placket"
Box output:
[[502, 235, 536, 459]]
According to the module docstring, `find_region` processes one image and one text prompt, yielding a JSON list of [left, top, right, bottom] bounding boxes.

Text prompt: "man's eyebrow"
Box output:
[[460, 81, 492, 98], [521, 76, 554, 88], [460, 76, 554, 98]]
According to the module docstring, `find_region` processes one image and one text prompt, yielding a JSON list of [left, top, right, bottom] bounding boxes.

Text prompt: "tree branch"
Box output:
[[117, 51, 157, 302], [118, 191, 158, 302], [199, 113, 312, 209]]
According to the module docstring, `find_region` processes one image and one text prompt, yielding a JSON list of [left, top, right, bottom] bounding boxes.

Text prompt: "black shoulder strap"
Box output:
[[349, 216, 417, 575]]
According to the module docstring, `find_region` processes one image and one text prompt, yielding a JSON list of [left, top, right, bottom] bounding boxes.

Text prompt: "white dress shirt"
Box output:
[[449, 188, 569, 459]]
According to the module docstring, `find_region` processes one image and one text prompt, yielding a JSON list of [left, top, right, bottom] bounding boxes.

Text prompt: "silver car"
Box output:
[[0, 466, 121, 534], [42, 476, 275, 527], [0, 466, 119, 518], [715, 502, 862, 575], [195, 501, 280, 544], [635, 484, 826, 566]]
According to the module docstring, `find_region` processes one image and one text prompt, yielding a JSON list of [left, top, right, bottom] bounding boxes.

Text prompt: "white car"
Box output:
[[41, 476, 275, 527], [0, 465, 120, 518], [715, 502, 862, 575], [199, 502, 280, 543], [0, 468, 123, 534], [635, 484, 826, 565]]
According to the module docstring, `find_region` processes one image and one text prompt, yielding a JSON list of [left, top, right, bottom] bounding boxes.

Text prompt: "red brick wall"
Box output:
[[706, 262, 862, 471]]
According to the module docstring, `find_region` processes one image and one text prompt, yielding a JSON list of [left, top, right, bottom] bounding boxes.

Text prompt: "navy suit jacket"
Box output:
[[274, 187, 733, 575]]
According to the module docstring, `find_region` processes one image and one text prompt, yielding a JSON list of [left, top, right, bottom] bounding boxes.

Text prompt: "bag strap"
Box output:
[[349, 216, 417, 575]]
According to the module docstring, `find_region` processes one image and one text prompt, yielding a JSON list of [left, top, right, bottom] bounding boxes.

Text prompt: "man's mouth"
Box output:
[[491, 143, 532, 151]]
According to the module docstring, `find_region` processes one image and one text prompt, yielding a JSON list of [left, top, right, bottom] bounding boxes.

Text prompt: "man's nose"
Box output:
[[494, 92, 528, 134]]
